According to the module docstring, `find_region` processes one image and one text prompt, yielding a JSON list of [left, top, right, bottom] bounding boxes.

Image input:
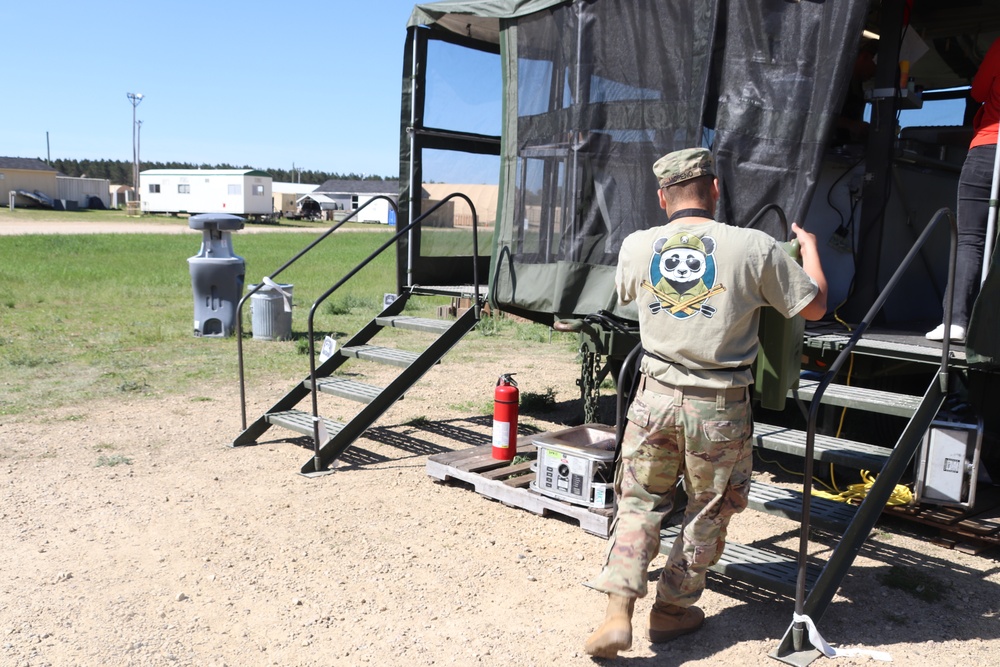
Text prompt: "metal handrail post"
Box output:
[[236, 196, 399, 430], [790, 208, 956, 651], [304, 193, 480, 471], [980, 133, 1000, 285]]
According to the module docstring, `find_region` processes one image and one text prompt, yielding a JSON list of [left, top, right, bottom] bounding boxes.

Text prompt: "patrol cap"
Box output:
[[662, 232, 706, 253], [653, 148, 715, 188]]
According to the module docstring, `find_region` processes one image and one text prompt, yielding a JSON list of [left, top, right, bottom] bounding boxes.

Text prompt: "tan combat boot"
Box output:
[[584, 594, 636, 658], [647, 601, 704, 643]]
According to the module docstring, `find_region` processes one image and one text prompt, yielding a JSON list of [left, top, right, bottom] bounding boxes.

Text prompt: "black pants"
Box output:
[[947, 143, 997, 328]]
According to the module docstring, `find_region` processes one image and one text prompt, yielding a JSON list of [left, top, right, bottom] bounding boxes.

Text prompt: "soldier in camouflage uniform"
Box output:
[[584, 148, 828, 658]]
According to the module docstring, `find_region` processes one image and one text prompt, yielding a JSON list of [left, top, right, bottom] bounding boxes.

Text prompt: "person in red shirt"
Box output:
[[927, 36, 1000, 342]]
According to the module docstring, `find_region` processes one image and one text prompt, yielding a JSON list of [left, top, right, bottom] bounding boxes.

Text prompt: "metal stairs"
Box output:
[[234, 289, 483, 475], [649, 208, 960, 665], [664, 375, 933, 597]]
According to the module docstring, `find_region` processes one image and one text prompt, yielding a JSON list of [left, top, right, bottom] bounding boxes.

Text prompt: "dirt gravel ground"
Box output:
[[3, 221, 1000, 667]]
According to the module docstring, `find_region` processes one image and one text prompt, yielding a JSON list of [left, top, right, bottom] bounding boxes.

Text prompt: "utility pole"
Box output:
[[137, 120, 143, 188], [127, 92, 144, 200]]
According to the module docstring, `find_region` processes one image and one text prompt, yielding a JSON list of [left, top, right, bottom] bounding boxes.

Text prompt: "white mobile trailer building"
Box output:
[[140, 169, 273, 216]]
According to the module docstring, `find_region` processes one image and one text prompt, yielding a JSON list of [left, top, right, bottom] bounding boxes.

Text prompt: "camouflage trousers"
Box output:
[[587, 377, 753, 604]]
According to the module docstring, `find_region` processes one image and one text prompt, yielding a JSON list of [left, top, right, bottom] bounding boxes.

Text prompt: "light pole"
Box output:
[[127, 92, 144, 202], [137, 120, 143, 191]]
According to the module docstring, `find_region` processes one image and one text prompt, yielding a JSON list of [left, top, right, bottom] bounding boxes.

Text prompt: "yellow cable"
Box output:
[[756, 454, 913, 506], [811, 470, 913, 506], [755, 451, 839, 494], [832, 294, 854, 333], [828, 351, 855, 495], [761, 320, 915, 511]]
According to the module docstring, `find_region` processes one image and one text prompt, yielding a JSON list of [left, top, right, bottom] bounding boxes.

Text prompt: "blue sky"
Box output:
[[1, 0, 429, 178], [1, 0, 967, 182]]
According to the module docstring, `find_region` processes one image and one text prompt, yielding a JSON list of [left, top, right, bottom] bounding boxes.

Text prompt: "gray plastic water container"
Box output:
[[188, 213, 245, 337], [248, 283, 294, 341]]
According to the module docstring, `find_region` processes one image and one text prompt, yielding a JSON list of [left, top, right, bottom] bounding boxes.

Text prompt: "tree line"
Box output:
[[46, 158, 396, 186]]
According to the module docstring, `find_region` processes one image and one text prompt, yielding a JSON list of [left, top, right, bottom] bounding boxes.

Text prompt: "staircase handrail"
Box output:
[[237, 196, 399, 430], [790, 206, 957, 650], [303, 193, 481, 471]]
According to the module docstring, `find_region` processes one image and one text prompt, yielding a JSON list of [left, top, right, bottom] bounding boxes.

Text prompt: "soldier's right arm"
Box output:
[[791, 222, 827, 321]]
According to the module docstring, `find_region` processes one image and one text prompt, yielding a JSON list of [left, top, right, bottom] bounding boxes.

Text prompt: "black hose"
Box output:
[[614, 343, 644, 460]]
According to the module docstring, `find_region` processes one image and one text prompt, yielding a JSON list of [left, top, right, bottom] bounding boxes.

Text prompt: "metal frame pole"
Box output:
[[980, 134, 1000, 285], [126, 92, 143, 202]]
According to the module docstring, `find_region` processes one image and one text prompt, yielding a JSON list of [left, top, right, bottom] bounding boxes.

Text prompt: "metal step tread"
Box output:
[[265, 410, 346, 439], [339, 344, 423, 367], [748, 480, 857, 532], [754, 421, 891, 470], [660, 525, 819, 596], [792, 379, 921, 417], [408, 284, 487, 300], [375, 315, 453, 334], [804, 331, 967, 365], [305, 377, 389, 403]]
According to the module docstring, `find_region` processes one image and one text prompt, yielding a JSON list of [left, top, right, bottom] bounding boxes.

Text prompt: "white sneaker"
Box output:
[[925, 324, 966, 342]]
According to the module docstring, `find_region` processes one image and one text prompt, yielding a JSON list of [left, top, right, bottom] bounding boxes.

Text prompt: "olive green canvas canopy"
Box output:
[[400, 0, 868, 324], [408, 0, 563, 42]]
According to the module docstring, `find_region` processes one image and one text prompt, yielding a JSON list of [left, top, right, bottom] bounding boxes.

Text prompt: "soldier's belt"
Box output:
[[640, 374, 747, 402]]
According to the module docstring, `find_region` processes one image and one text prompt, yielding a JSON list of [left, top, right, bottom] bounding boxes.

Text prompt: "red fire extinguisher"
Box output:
[[492, 373, 519, 461]]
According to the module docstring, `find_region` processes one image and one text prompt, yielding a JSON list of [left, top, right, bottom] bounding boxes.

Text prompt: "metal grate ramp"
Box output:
[[339, 344, 423, 368], [748, 482, 857, 532], [792, 379, 921, 418], [754, 422, 892, 470], [660, 525, 819, 597], [804, 330, 967, 366], [307, 377, 389, 403], [237, 289, 482, 474], [265, 410, 346, 439], [375, 315, 454, 334]]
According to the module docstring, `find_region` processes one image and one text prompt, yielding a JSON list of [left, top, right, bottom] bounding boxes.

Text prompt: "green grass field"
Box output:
[[0, 226, 575, 417]]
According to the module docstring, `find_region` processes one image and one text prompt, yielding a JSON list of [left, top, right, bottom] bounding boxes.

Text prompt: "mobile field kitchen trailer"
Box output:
[[140, 168, 273, 217], [237, 2, 1000, 662]]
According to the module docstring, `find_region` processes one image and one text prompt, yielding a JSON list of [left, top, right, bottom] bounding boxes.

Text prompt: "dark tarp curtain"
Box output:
[[494, 0, 718, 320], [712, 0, 869, 240], [404, 0, 868, 321]]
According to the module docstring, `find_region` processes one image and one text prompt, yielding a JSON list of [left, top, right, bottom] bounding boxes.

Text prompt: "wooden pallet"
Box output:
[[884, 487, 1000, 553], [426, 441, 614, 537], [427, 441, 1000, 555]]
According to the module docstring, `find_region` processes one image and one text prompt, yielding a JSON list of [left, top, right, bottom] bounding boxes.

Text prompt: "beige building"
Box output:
[[272, 182, 318, 218], [421, 183, 498, 228], [1, 157, 58, 208]]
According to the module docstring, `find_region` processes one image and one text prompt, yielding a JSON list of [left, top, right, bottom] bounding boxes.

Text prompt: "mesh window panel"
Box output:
[[509, 0, 716, 269]]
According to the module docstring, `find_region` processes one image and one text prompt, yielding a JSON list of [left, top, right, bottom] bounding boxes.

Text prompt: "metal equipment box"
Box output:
[[530, 425, 616, 508], [914, 419, 983, 508]]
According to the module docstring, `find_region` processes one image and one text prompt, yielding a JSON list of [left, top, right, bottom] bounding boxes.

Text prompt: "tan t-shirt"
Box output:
[[616, 220, 817, 388]]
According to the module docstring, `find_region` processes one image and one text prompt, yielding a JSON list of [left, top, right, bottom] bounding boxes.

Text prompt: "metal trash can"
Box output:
[[187, 213, 245, 337], [248, 282, 294, 341]]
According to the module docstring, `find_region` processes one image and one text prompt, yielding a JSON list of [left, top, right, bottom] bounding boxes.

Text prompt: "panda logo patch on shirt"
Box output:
[[641, 232, 726, 319]]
